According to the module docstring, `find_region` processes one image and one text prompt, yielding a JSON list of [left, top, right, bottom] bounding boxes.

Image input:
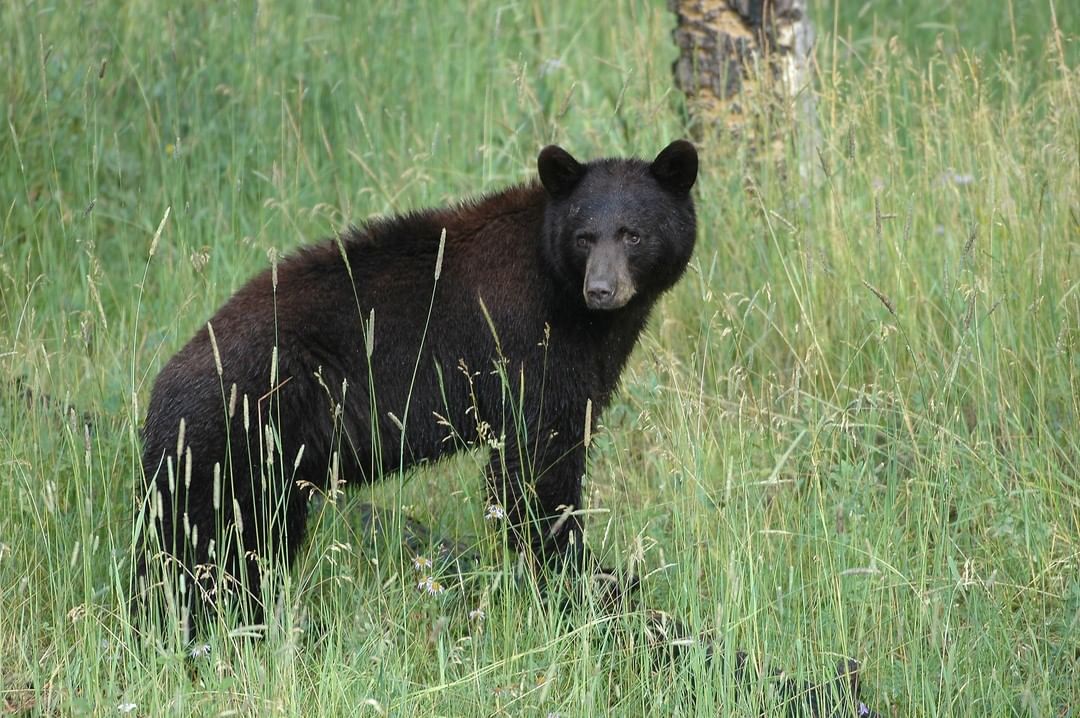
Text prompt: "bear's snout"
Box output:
[[583, 240, 635, 310]]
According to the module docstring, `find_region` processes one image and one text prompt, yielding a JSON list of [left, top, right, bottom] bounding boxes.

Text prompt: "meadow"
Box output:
[[1, 1, 1077, 714]]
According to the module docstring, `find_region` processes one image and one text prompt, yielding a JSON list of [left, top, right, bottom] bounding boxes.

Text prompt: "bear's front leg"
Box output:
[[484, 420, 589, 572], [484, 427, 640, 610]]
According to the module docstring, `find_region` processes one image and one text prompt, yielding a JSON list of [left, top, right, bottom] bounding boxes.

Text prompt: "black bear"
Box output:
[[135, 140, 698, 630]]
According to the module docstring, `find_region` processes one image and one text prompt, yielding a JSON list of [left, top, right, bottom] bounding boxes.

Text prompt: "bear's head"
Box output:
[[538, 140, 698, 311]]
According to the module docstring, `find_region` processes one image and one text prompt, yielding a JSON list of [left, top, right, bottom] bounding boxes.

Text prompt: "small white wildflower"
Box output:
[[485, 504, 506, 522], [412, 555, 433, 572], [117, 703, 137, 714], [189, 643, 211, 659], [468, 607, 486, 621], [938, 169, 975, 186], [540, 58, 565, 76], [417, 575, 445, 595]]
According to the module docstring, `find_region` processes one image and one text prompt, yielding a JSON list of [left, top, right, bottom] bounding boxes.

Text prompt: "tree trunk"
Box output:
[[670, 0, 818, 180]]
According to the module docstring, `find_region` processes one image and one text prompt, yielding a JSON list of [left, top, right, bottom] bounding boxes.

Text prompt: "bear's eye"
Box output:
[[624, 232, 641, 246], [574, 233, 594, 248]]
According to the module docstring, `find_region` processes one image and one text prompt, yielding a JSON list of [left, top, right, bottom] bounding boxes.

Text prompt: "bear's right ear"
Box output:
[[538, 145, 585, 198]]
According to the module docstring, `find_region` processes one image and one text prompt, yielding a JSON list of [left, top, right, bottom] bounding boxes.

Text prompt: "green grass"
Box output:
[[2, 0, 1078, 715]]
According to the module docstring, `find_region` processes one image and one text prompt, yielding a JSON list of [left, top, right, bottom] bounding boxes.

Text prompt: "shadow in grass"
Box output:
[[355, 501, 882, 717]]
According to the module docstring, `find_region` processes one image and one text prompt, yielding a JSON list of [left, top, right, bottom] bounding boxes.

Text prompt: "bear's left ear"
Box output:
[[650, 140, 698, 194], [538, 145, 585, 198]]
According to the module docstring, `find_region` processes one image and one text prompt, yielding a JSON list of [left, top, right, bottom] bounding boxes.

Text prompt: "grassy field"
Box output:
[[2, 0, 1078, 715]]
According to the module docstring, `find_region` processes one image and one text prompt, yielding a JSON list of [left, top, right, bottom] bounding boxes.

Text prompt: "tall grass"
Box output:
[[1, 1, 1077, 714]]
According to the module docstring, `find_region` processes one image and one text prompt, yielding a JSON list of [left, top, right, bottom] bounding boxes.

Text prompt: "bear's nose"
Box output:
[[586, 280, 614, 304]]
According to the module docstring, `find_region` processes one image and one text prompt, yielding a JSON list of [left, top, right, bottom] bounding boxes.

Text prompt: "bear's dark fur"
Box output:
[[135, 141, 698, 628]]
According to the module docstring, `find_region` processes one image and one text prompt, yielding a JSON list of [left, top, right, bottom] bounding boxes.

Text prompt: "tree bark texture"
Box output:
[[670, 0, 818, 177]]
